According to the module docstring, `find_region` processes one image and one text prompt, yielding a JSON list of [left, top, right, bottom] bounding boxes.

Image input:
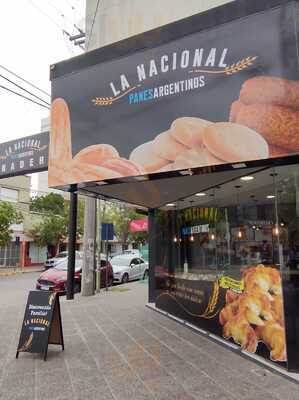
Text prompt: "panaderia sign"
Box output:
[[0, 132, 49, 178], [49, 0, 299, 188]]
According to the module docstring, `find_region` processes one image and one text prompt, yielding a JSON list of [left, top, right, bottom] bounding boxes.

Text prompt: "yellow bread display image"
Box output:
[[202, 122, 269, 162], [219, 264, 286, 361], [243, 264, 282, 300], [129, 141, 169, 172], [152, 130, 188, 161], [256, 321, 286, 362], [223, 314, 258, 353], [170, 117, 211, 147]]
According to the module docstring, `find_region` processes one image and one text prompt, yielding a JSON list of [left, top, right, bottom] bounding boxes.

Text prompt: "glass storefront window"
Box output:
[[154, 163, 299, 368]]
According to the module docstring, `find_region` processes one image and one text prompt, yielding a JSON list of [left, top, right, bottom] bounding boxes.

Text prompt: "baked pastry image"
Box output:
[[219, 264, 286, 362], [240, 76, 299, 110], [73, 144, 119, 165], [202, 122, 269, 162], [170, 117, 210, 147], [49, 98, 73, 186], [152, 130, 188, 161], [230, 76, 299, 153], [172, 147, 222, 170], [129, 141, 169, 172], [49, 98, 146, 186], [223, 313, 258, 353], [256, 321, 286, 362]]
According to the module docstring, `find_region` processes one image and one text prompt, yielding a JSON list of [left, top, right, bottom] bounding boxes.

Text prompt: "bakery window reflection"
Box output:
[[155, 164, 299, 284]]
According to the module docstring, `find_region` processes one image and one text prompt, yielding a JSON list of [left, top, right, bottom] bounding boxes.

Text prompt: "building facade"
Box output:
[[0, 175, 47, 268]]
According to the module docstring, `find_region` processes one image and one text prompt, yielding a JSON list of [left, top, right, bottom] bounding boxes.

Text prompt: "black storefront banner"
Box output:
[[49, 0, 299, 188], [0, 132, 49, 178], [156, 265, 287, 366], [16, 291, 64, 361]]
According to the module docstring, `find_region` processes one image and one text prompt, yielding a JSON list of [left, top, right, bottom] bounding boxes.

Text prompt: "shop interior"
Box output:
[[154, 163, 299, 284]]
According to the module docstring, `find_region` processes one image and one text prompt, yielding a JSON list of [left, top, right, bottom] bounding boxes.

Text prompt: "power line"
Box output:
[[0, 65, 50, 97], [46, 0, 84, 34], [86, 0, 100, 50], [0, 85, 50, 110], [28, 0, 70, 37], [0, 73, 50, 106]]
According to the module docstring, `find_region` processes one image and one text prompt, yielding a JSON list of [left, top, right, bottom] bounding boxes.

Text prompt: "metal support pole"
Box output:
[[67, 184, 78, 300], [82, 196, 96, 296], [148, 208, 156, 303]]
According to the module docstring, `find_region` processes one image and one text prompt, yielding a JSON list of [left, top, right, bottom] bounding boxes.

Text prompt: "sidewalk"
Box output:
[[0, 275, 299, 400]]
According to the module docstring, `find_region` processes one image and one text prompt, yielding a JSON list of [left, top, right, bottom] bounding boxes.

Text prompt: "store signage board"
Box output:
[[101, 223, 114, 241], [16, 291, 64, 361], [129, 219, 148, 232], [49, 0, 299, 188], [0, 132, 49, 178]]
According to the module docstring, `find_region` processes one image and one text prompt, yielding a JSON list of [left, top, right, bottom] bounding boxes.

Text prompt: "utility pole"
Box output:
[[67, 184, 78, 300], [81, 196, 97, 296]]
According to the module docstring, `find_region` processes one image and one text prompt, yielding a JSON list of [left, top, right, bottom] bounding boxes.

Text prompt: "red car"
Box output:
[[36, 258, 114, 294]]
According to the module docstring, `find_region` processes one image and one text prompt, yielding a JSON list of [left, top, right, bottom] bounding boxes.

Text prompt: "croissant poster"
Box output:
[[156, 264, 287, 366], [49, 1, 299, 187]]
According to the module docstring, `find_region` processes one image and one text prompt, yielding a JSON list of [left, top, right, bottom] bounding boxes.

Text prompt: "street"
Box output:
[[0, 272, 299, 400]]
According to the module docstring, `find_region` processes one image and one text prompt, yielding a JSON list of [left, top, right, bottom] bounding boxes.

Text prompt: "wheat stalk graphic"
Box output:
[[92, 96, 113, 106], [190, 56, 257, 75], [92, 86, 139, 106], [225, 56, 257, 74], [18, 332, 34, 352]]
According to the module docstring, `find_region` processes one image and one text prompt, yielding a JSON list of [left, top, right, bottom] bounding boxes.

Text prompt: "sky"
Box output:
[[0, 0, 86, 190], [0, 0, 85, 142]]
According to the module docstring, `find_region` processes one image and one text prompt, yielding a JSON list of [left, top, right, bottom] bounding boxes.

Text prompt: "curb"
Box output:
[[0, 268, 43, 277]]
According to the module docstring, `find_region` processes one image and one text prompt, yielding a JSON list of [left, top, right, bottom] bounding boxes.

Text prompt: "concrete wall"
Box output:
[[86, 0, 234, 50], [0, 175, 31, 212]]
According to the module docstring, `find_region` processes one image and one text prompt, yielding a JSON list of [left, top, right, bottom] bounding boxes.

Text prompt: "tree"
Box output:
[[30, 193, 65, 215], [29, 194, 85, 248], [29, 214, 67, 247], [0, 202, 23, 246], [102, 202, 148, 245], [64, 198, 85, 235]]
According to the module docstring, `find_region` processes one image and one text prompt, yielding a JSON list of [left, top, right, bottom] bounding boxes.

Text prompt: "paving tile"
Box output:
[[108, 376, 155, 400], [1, 277, 299, 400]]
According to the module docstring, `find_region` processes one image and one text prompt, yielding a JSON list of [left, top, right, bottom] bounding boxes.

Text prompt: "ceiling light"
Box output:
[[232, 163, 246, 169], [180, 169, 193, 176], [166, 203, 175, 207], [195, 192, 206, 197], [241, 176, 254, 181], [134, 175, 149, 181], [190, 235, 194, 242], [266, 195, 275, 199], [96, 181, 107, 186]]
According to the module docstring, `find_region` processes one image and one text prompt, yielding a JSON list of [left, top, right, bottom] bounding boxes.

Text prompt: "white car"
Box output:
[[44, 251, 83, 270], [111, 255, 148, 283]]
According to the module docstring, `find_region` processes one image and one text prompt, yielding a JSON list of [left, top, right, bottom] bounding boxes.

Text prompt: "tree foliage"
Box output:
[[29, 215, 67, 247], [0, 202, 23, 246], [30, 193, 65, 215], [29, 193, 85, 247], [101, 202, 148, 244]]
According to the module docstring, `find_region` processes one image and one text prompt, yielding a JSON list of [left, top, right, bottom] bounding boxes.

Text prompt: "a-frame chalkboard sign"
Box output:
[[16, 291, 64, 361]]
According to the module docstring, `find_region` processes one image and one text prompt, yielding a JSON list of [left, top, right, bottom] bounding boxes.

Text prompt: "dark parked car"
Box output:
[[36, 257, 114, 294]]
